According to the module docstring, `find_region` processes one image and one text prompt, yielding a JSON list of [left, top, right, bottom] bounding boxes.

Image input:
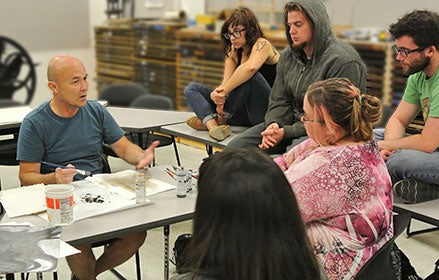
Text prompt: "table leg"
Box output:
[[137, 133, 144, 149], [205, 145, 213, 156], [164, 225, 170, 280]]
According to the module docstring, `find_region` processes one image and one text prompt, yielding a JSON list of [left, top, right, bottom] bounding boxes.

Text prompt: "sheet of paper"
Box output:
[[0, 184, 46, 218], [0, 170, 175, 220], [85, 169, 176, 199], [146, 178, 176, 196]]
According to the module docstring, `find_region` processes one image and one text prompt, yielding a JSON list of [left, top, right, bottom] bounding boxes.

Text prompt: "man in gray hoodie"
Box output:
[[227, 0, 367, 154]]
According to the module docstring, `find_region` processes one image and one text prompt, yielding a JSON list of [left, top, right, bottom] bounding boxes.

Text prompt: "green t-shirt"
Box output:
[[403, 67, 439, 121]]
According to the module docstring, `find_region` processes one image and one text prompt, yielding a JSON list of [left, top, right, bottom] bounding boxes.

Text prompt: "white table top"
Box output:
[[107, 107, 194, 133], [1, 166, 196, 246], [160, 122, 248, 150], [393, 198, 438, 226], [0, 106, 32, 131]]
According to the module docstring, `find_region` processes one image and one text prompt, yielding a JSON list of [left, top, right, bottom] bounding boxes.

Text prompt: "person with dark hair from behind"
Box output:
[[227, 0, 366, 154], [170, 148, 327, 280], [273, 78, 396, 279], [374, 9, 439, 204], [184, 7, 279, 141]]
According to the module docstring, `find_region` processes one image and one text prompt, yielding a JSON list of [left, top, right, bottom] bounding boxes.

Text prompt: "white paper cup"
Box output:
[[45, 184, 74, 225]]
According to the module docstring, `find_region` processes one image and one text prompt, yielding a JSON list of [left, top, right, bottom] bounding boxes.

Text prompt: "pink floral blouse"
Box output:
[[274, 138, 393, 280]]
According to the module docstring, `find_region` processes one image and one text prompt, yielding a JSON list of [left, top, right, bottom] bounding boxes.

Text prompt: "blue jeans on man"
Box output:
[[374, 128, 439, 184]]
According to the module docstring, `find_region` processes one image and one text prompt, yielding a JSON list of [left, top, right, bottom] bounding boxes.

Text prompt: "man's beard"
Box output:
[[292, 41, 307, 52], [402, 55, 430, 76]]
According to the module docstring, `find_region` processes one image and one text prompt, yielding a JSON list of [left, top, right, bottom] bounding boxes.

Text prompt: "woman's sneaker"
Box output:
[[393, 178, 439, 203]]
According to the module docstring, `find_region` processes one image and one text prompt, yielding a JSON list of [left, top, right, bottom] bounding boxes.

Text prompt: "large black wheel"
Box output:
[[0, 36, 36, 105]]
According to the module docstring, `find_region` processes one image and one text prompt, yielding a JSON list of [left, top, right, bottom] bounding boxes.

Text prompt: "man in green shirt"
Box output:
[[375, 10, 439, 203]]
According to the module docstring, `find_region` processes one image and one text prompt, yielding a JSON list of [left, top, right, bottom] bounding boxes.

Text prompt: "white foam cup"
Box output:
[[45, 184, 74, 225]]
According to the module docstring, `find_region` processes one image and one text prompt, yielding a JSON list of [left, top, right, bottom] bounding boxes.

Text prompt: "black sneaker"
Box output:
[[393, 178, 439, 203]]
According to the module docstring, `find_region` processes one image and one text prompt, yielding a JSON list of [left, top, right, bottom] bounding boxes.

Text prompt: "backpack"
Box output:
[[172, 233, 192, 271]]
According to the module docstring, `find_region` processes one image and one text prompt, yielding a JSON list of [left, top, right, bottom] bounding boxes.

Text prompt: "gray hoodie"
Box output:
[[265, 0, 367, 140]]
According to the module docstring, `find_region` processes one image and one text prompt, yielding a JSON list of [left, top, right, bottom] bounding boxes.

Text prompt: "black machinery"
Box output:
[[0, 36, 36, 105]]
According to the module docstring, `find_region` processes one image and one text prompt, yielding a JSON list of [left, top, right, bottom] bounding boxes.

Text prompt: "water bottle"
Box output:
[[176, 168, 187, 198], [135, 172, 146, 204]]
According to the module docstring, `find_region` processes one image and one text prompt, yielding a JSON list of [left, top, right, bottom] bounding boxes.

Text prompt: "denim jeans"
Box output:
[[374, 128, 439, 184], [184, 72, 270, 126]]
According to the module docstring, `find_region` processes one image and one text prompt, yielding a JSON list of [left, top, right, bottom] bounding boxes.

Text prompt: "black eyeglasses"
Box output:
[[222, 29, 246, 40], [300, 113, 323, 123], [392, 44, 426, 59]]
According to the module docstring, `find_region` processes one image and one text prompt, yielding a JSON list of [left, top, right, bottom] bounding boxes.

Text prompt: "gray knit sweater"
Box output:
[[264, 0, 367, 140]]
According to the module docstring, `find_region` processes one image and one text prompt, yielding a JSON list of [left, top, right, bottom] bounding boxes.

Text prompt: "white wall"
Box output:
[[3, 0, 439, 108], [134, 0, 179, 19], [326, 0, 439, 30], [28, 0, 106, 106]]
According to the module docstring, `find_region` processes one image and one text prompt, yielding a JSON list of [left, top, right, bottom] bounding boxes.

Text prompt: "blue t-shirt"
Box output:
[[17, 100, 124, 177]]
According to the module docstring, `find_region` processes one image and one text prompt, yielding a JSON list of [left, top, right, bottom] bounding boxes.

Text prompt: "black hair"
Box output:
[[389, 10, 439, 48], [180, 148, 320, 280]]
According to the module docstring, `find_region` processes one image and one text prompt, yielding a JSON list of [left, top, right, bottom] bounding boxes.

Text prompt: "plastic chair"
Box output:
[[355, 212, 411, 280], [129, 94, 181, 166], [99, 83, 149, 162], [0, 137, 18, 166], [0, 178, 4, 216], [99, 83, 149, 107], [0, 99, 24, 166]]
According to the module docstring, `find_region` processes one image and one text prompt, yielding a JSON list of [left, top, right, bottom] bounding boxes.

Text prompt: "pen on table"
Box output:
[[172, 165, 184, 171], [40, 161, 92, 177], [166, 167, 177, 174], [165, 168, 176, 180]]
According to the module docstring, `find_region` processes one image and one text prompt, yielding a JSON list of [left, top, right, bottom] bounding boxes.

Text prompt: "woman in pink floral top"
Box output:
[[274, 78, 393, 279]]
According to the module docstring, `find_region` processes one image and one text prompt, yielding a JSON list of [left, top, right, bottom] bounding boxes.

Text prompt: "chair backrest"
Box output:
[[0, 178, 3, 215], [99, 83, 149, 107], [100, 153, 111, 174], [0, 99, 21, 166], [130, 94, 174, 110], [355, 212, 411, 280]]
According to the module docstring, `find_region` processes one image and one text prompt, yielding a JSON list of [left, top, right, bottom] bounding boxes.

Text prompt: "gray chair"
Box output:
[[129, 94, 181, 166], [99, 83, 149, 162], [355, 212, 411, 280], [99, 82, 148, 107], [0, 100, 24, 166]]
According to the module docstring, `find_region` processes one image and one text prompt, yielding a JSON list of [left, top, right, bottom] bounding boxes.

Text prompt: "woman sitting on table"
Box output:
[[273, 77, 393, 279], [171, 148, 326, 280], [184, 7, 279, 141]]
